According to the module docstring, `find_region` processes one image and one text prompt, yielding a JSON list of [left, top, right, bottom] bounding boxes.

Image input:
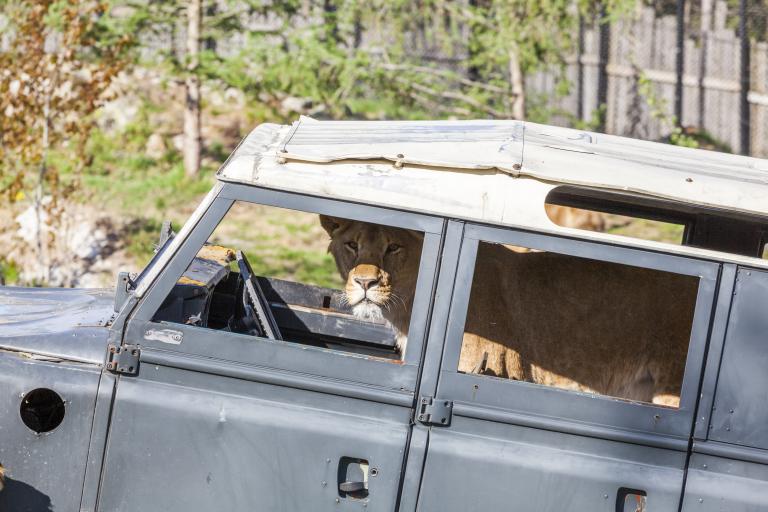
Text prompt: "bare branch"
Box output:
[[377, 63, 509, 94], [397, 79, 509, 118]]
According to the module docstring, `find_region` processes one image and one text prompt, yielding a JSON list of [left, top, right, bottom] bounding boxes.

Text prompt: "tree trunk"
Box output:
[[700, 0, 713, 33], [508, 44, 525, 120], [184, 0, 202, 177]]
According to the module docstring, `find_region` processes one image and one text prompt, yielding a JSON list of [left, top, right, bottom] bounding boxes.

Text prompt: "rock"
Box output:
[[171, 134, 185, 152], [15, 200, 49, 244], [97, 95, 140, 131], [5, 199, 124, 287], [145, 133, 167, 159], [224, 87, 245, 106], [280, 96, 313, 113]]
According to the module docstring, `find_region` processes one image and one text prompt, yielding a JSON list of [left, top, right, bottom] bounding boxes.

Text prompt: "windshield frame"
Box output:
[[133, 182, 222, 297]]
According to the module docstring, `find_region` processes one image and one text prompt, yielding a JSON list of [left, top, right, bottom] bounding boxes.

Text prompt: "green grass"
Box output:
[[608, 218, 686, 245], [53, 112, 222, 267], [209, 202, 342, 289], [247, 247, 341, 289], [0, 259, 20, 285]]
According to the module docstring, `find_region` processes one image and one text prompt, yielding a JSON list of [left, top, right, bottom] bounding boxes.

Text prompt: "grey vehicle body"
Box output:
[[2, 118, 768, 511]]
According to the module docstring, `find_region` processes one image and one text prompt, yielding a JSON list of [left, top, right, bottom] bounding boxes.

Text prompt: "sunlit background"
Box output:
[[1, 0, 767, 288]]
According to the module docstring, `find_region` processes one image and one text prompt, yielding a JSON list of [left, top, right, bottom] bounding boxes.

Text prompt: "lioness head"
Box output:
[[320, 215, 423, 339]]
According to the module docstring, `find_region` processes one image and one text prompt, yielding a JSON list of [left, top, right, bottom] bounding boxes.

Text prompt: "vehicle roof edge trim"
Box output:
[[134, 182, 222, 298]]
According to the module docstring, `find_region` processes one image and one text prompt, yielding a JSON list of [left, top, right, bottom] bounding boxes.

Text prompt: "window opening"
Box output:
[[546, 186, 768, 258], [152, 202, 424, 359], [459, 241, 699, 408], [545, 203, 686, 245]]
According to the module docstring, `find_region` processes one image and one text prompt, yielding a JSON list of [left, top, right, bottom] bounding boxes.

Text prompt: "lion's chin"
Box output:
[[352, 301, 384, 322]]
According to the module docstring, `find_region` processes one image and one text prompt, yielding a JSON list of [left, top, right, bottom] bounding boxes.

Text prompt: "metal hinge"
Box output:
[[106, 343, 140, 375], [417, 396, 452, 426]]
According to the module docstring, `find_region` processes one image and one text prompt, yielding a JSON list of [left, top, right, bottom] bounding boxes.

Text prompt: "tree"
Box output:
[[203, 0, 634, 122], [184, 0, 202, 176], [0, 0, 130, 273]]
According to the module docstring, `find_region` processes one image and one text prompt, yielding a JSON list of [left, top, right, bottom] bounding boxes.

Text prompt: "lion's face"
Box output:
[[320, 216, 423, 333]]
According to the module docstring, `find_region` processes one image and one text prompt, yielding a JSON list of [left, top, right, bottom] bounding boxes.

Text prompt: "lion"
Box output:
[[320, 216, 698, 407]]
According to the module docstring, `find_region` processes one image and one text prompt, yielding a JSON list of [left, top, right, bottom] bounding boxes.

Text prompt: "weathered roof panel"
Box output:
[[214, 118, 768, 269], [218, 117, 768, 219], [280, 117, 524, 172]]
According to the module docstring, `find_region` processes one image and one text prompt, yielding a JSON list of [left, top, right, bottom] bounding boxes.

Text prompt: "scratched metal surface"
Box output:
[[0, 287, 113, 364], [417, 415, 686, 511], [97, 364, 411, 512], [0, 350, 101, 512], [709, 268, 768, 450], [681, 453, 768, 511]]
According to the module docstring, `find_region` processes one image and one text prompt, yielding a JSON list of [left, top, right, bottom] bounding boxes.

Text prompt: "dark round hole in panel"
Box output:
[[19, 388, 65, 433]]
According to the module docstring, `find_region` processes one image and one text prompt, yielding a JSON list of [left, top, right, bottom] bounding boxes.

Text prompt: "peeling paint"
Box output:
[[144, 328, 183, 345]]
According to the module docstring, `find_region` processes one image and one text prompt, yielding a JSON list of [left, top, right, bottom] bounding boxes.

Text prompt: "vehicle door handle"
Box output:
[[339, 481, 367, 493]]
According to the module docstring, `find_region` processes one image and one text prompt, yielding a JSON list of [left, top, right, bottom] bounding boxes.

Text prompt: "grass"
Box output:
[[0, 259, 20, 285], [607, 217, 686, 245], [209, 202, 342, 289]]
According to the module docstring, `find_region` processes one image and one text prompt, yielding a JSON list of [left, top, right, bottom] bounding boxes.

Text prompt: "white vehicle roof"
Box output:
[[216, 116, 768, 267]]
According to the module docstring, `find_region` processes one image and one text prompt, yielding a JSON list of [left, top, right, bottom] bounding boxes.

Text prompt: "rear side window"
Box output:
[[545, 204, 686, 244], [152, 201, 424, 359], [458, 241, 699, 408]]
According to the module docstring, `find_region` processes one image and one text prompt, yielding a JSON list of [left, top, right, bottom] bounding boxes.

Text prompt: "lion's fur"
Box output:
[[322, 217, 698, 407], [320, 215, 423, 347]]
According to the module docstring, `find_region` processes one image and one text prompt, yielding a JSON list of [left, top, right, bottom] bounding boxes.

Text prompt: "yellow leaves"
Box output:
[[14, 190, 25, 202], [0, 0, 129, 204]]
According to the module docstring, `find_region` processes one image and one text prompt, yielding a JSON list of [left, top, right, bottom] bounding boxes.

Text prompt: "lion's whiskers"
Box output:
[[388, 292, 408, 312]]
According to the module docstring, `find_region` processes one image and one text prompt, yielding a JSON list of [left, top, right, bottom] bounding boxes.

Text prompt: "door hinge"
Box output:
[[417, 396, 452, 426], [106, 343, 140, 375]]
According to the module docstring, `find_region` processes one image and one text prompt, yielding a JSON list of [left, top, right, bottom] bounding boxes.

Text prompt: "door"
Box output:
[[681, 265, 768, 511], [94, 184, 445, 512], [413, 223, 720, 511]]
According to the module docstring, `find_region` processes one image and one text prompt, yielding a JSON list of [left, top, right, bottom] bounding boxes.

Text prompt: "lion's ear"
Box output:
[[319, 215, 348, 237]]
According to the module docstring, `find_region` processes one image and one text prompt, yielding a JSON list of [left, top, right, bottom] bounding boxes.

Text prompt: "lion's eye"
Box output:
[[345, 241, 358, 251], [386, 243, 402, 254]]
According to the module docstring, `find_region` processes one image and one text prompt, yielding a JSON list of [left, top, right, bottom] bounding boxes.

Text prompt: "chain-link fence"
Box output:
[[526, 0, 768, 157]]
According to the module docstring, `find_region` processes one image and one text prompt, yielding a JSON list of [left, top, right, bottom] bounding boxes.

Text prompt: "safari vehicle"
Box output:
[[2, 118, 768, 512]]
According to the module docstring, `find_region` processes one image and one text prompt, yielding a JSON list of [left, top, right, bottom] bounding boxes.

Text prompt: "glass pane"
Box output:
[[153, 202, 423, 359], [459, 241, 699, 408]]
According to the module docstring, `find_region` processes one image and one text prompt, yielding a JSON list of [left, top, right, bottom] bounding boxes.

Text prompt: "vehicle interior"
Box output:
[[151, 204, 409, 361]]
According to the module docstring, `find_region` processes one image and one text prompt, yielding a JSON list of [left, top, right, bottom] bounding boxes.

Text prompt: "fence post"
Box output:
[[597, 6, 610, 132], [577, 15, 585, 122], [739, 0, 751, 155], [674, 0, 686, 125]]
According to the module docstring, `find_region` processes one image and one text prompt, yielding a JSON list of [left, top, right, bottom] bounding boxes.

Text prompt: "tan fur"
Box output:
[[320, 216, 423, 348], [322, 218, 698, 407], [545, 204, 607, 232], [0, 463, 5, 492]]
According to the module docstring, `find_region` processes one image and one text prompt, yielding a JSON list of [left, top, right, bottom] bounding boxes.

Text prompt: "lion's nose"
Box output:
[[354, 276, 379, 291]]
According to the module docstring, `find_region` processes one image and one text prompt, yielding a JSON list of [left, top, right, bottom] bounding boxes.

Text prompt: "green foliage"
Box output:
[[0, 258, 20, 285], [633, 71, 695, 147], [118, 0, 638, 121], [667, 127, 699, 149], [0, 0, 132, 201]]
